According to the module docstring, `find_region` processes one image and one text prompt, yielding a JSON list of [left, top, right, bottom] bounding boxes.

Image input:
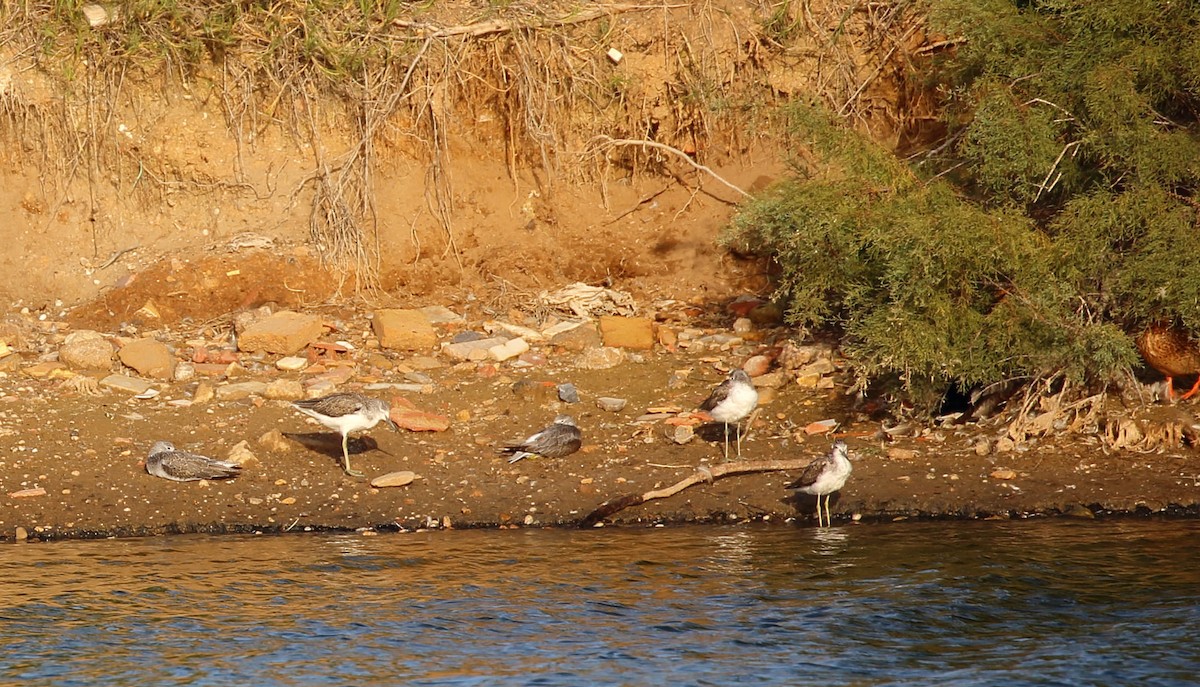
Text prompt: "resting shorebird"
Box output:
[[699, 368, 758, 459], [145, 441, 241, 482], [500, 415, 582, 464], [1136, 324, 1200, 402], [787, 440, 853, 527], [292, 393, 398, 477]]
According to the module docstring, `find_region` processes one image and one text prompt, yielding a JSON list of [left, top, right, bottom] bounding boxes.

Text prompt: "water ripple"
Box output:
[[1, 521, 1199, 685]]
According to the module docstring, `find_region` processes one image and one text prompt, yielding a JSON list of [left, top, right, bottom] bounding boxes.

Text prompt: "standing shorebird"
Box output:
[[699, 368, 759, 459], [145, 441, 242, 482], [292, 393, 399, 477], [1136, 324, 1200, 402], [500, 415, 582, 464], [786, 440, 853, 527]]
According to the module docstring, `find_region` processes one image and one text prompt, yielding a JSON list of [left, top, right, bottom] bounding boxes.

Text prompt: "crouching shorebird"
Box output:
[[500, 415, 582, 464], [292, 393, 398, 477], [787, 440, 853, 527], [145, 441, 242, 482], [699, 368, 758, 459]]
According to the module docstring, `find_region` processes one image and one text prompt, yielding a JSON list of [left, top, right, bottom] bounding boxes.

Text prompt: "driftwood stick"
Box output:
[[580, 458, 812, 527]]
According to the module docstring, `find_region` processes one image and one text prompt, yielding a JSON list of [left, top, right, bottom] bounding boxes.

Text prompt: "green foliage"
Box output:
[[727, 2, 1200, 406], [725, 102, 1139, 405]]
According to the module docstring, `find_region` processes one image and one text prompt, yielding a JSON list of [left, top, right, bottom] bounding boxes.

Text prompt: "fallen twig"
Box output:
[[580, 457, 812, 527]]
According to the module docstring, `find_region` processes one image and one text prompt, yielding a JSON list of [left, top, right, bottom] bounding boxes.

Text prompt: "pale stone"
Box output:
[[304, 379, 338, 397], [99, 374, 154, 394], [671, 424, 695, 444], [596, 397, 628, 412], [258, 429, 294, 453], [215, 381, 267, 400], [118, 338, 175, 380], [264, 379, 305, 401], [226, 440, 258, 466], [576, 346, 626, 370], [60, 332, 114, 370], [373, 309, 437, 351], [81, 4, 112, 27], [238, 311, 324, 355], [777, 341, 823, 370], [486, 320, 544, 342], [732, 317, 753, 334], [419, 306, 463, 324], [370, 471, 416, 488], [752, 371, 787, 389], [275, 356, 308, 371], [990, 468, 1017, 480], [24, 361, 67, 378], [442, 336, 508, 361], [174, 361, 196, 382], [193, 381, 215, 404], [542, 320, 585, 338], [233, 306, 273, 334], [795, 371, 822, 388], [409, 356, 443, 370], [489, 337, 530, 361]]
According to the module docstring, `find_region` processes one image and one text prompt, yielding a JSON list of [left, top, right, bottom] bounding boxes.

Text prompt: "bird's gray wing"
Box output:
[[786, 455, 830, 490], [160, 451, 241, 480], [699, 378, 733, 412], [294, 394, 367, 418], [527, 423, 582, 458]]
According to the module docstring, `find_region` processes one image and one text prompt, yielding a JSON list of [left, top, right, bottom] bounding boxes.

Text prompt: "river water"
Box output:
[[2, 520, 1197, 686]]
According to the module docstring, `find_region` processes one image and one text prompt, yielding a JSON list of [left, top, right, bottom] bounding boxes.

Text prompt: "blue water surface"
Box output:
[[1, 520, 1197, 686]]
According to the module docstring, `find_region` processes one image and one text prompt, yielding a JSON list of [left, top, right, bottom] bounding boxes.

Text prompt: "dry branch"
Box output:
[[589, 135, 750, 198], [580, 458, 812, 527], [392, 4, 686, 38]]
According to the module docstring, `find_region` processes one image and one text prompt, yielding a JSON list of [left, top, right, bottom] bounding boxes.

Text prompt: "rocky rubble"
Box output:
[[1, 284, 1191, 542]]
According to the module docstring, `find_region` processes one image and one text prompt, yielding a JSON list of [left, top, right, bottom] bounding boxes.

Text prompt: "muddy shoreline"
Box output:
[[4, 291, 1200, 544]]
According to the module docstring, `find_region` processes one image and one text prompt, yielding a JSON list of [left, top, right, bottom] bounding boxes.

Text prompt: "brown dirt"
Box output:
[[3, 291, 1200, 543]]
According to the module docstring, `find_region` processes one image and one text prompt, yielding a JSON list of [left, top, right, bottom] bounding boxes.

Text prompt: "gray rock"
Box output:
[[558, 383, 580, 403], [450, 331, 489, 344]]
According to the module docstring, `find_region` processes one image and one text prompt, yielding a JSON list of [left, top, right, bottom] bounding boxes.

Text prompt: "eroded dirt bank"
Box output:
[[2, 265, 1199, 543]]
